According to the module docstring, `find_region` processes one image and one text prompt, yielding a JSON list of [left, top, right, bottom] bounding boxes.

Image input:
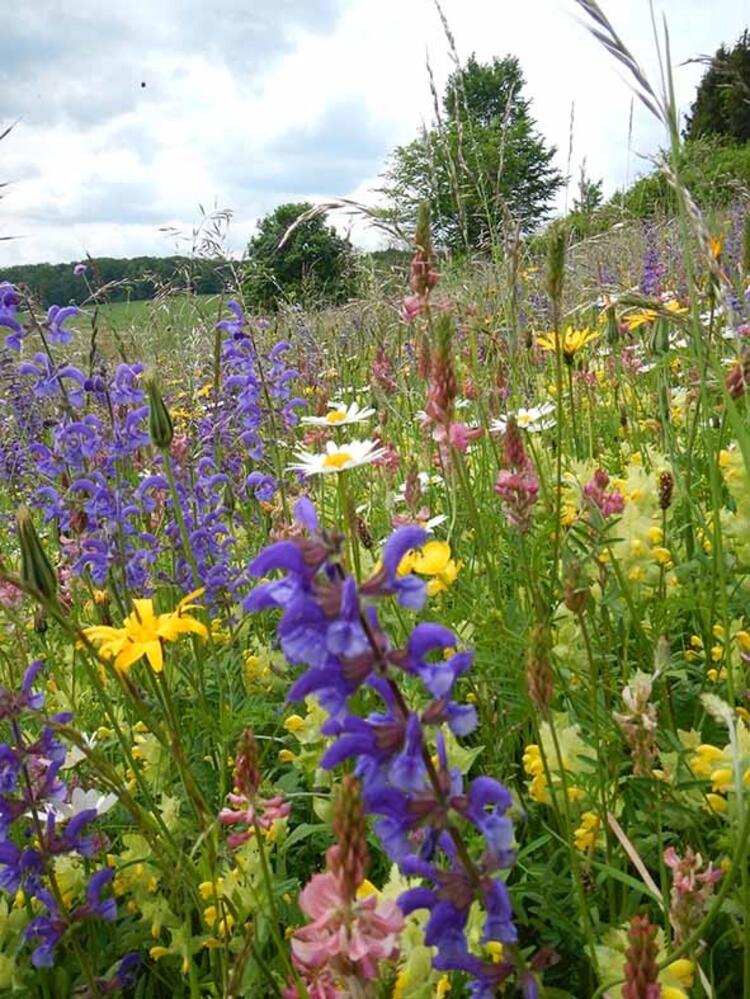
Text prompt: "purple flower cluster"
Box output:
[[245, 500, 536, 998], [0, 287, 304, 607], [0, 661, 117, 968]]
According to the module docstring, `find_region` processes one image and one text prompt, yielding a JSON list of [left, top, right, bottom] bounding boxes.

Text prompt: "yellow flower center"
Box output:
[[325, 410, 347, 423], [323, 451, 352, 469]]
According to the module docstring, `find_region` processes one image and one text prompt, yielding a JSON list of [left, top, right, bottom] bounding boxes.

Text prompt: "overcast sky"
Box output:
[[1, 0, 749, 266]]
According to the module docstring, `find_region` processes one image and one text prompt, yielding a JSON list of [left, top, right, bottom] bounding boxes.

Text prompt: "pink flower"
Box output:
[[373, 440, 400, 474], [432, 421, 484, 454], [494, 469, 539, 532], [291, 851, 403, 980], [583, 469, 624, 518], [494, 418, 540, 533], [219, 792, 291, 849], [170, 433, 189, 464], [0, 579, 23, 610], [399, 294, 426, 323]]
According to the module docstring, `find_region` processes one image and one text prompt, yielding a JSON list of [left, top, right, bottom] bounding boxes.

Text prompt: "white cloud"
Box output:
[[1, 0, 748, 265]]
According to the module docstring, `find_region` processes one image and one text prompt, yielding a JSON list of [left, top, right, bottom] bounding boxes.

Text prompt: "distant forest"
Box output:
[[1, 256, 227, 308], [1, 249, 410, 309]]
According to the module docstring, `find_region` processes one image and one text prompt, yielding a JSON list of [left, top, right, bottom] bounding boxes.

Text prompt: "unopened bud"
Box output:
[[404, 465, 422, 511], [726, 350, 750, 400], [526, 623, 554, 711], [145, 376, 174, 450], [331, 774, 369, 899], [563, 557, 589, 614], [545, 223, 567, 308], [622, 914, 660, 999], [658, 470, 674, 511], [233, 729, 261, 800], [356, 515, 373, 551], [16, 505, 57, 603]]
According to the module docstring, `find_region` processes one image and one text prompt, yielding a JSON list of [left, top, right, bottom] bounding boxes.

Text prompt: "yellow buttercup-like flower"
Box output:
[[397, 540, 460, 596], [84, 589, 208, 674], [536, 326, 599, 361]]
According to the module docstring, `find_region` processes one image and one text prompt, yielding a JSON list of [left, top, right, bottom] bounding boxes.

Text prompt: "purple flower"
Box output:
[[45, 305, 79, 346], [73, 262, 87, 275]]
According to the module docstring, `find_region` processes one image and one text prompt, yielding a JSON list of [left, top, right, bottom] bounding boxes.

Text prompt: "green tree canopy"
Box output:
[[243, 202, 357, 311], [684, 29, 750, 143], [381, 54, 563, 253]]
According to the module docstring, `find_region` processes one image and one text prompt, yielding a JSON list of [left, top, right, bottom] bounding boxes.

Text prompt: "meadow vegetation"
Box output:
[[1, 3, 750, 998]]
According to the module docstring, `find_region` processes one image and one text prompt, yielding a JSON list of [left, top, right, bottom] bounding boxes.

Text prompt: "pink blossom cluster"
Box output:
[[0, 579, 23, 610], [218, 791, 291, 849], [583, 468, 624, 518], [284, 845, 403, 998], [664, 846, 722, 943], [494, 418, 539, 533]]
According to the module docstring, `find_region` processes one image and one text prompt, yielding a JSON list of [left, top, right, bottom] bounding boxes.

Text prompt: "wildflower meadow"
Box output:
[[2, 4, 750, 998]]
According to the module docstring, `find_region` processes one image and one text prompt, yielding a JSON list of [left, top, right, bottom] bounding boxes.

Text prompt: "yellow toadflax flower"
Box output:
[[536, 326, 599, 362], [84, 589, 208, 674]]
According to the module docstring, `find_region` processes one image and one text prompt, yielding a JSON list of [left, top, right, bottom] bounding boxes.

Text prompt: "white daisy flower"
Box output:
[[300, 401, 375, 427], [491, 402, 556, 434], [30, 787, 118, 823], [288, 439, 386, 477], [62, 732, 98, 769]]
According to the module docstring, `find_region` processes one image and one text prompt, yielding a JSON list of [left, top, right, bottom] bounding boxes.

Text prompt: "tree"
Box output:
[[572, 161, 603, 216], [381, 55, 563, 253], [243, 203, 357, 311], [684, 30, 750, 143]]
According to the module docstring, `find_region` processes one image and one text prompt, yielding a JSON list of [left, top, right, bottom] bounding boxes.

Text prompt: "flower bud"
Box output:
[[233, 729, 261, 800], [658, 470, 674, 511], [726, 350, 750, 400], [563, 557, 589, 615], [145, 376, 174, 450], [331, 774, 369, 900], [16, 505, 57, 603], [622, 914, 660, 999], [545, 223, 567, 308], [526, 623, 554, 711]]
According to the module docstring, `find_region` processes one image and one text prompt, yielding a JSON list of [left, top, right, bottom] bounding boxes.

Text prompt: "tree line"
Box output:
[[2, 256, 226, 309]]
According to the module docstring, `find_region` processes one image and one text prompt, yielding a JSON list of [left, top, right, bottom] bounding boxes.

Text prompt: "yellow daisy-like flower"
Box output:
[[84, 589, 208, 674], [624, 298, 686, 332], [536, 326, 599, 361]]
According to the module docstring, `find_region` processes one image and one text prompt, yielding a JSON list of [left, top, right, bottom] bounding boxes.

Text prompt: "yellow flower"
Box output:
[[692, 743, 724, 778], [624, 299, 686, 331], [203, 905, 235, 937], [485, 941, 504, 963], [397, 540, 460, 596], [392, 969, 408, 999], [436, 976, 452, 998], [283, 715, 305, 734], [83, 589, 208, 674], [536, 326, 599, 360], [705, 793, 728, 814], [356, 879, 381, 901], [574, 811, 600, 851], [522, 744, 549, 803]]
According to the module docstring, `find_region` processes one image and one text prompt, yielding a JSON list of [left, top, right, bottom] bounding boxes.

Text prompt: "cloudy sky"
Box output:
[[1, 0, 749, 266]]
